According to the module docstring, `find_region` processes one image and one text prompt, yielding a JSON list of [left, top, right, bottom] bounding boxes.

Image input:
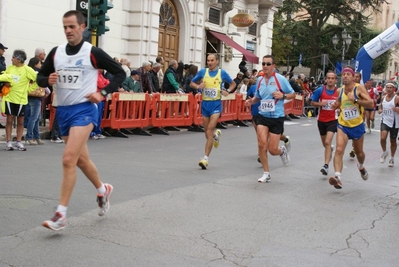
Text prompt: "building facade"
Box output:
[[0, 0, 282, 76]]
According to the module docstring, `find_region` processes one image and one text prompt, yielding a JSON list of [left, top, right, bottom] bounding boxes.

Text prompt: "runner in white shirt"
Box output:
[[377, 82, 399, 167]]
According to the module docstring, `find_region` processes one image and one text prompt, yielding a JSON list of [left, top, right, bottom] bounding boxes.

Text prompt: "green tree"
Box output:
[[272, 0, 383, 77]]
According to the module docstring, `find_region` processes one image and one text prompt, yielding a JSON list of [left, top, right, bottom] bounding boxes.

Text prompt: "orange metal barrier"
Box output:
[[292, 94, 304, 116], [48, 105, 56, 131], [236, 94, 252, 122], [100, 96, 113, 129], [284, 100, 293, 116], [151, 93, 194, 128], [218, 93, 238, 123], [46, 92, 306, 137], [192, 93, 203, 126], [109, 92, 152, 130]]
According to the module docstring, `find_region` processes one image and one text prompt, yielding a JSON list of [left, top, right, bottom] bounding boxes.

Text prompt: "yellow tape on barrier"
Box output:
[[160, 94, 189, 102], [221, 94, 236, 100], [118, 93, 146, 101]]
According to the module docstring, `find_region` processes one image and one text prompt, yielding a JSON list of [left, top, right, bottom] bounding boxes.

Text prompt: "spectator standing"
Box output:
[[120, 58, 131, 77], [137, 61, 154, 93], [37, 10, 126, 231], [121, 70, 141, 92], [184, 64, 198, 95], [0, 43, 8, 73], [190, 53, 236, 169], [90, 70, 109, 140], [175, 61, 184, 86], [288, 73, 301, 93], [238, 78, 249, 95], [231, 72, 243, 93], [182, 63, 191, 86], [163, 60, 180, 94], [250, 69, 258, 80], [50, 85, 64, 143], [149, 62, 162, 93], [34, 47, 46, 63], [2, 49, 37, 151], [156, 56, 165, 91], [245, 55, 295, 183], [25, 57, 50, 145]]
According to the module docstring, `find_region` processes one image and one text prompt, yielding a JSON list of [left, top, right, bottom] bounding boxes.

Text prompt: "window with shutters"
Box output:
[[209, 8, 221, 25], [248, 23, 257, 36]]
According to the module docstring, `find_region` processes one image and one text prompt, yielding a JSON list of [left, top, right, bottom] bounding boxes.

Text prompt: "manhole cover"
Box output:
[[0, 196, 47, 210]]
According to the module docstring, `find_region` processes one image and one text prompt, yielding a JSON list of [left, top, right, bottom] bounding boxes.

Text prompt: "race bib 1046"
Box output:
[[58, 69, 83, 90], [260, 99, 275, 112]]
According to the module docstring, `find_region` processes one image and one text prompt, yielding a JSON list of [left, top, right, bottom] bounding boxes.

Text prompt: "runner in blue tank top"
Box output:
[[245, 55, 295, 183]]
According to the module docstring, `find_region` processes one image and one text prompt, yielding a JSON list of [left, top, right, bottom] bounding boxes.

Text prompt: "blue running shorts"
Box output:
[[57, 101, 97, 136], [337, 123, 365, 140], [201, 100, 222, 118]]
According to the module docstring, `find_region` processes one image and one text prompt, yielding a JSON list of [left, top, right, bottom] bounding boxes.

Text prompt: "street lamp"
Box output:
[[286, 37, 298, 72], [332, 29, 352, 62]]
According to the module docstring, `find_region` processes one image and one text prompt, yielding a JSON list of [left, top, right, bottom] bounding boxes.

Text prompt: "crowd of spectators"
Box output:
[[2, 42, 397, 144]]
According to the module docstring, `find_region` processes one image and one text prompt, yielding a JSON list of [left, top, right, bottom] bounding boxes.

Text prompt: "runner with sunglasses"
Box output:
[[245, 55, 295, 183]]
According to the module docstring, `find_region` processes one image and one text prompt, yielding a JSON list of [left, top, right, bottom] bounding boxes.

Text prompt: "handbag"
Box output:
[[28, 87, 45, 97]]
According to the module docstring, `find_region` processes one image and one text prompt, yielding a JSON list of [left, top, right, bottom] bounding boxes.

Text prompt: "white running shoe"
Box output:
[[15, 142, 26, 151], [329, 145, 334, 163], [329, 176, 342, 189], [5, 141, 14, 151], [380, 151, 388, 163], [258, 173, 271, 183], [280, 146, 290, 166], [388, 159, 394, 167], [358, 166, 369, 181], [42, 212, 66, 231], [284, 136, 291, 153], [320, 166, 328, 176], [97, 183, 113, 216]]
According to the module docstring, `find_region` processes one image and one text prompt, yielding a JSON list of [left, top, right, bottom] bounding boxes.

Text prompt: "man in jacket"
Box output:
[[162, 60, 180, 94], [122, 70, 141, 92], [0, 43, 8, 73]]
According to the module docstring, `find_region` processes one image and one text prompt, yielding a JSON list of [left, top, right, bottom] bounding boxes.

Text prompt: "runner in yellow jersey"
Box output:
[[190, 53, 235, 169], [329, 67, 373, 189]]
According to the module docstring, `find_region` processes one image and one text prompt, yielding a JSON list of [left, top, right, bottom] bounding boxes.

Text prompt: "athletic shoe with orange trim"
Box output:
[[97, 183, 113, 216]]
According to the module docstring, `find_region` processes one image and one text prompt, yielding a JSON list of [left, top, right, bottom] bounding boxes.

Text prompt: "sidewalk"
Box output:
[[0, 123, 51, 142]]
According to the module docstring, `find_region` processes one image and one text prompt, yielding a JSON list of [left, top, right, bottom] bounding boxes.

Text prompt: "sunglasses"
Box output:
[[262, 62, 273, 66]]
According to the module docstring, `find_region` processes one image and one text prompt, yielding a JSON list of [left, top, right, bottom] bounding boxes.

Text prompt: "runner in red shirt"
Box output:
[[364, 79, 378, 134], [310, 71, 339, 176]]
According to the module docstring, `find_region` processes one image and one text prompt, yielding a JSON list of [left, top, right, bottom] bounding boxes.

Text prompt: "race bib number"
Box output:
[[260, 99, 275, 112], [57, 69, 82, 90], [321, 100, 335, 110], [204, 88, 217, 99], [383, 109, 393, 116], [343, 106, 359, 120]]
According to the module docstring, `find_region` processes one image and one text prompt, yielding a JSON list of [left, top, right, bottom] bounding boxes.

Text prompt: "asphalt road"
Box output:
[[0, 115, 398, 267]]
